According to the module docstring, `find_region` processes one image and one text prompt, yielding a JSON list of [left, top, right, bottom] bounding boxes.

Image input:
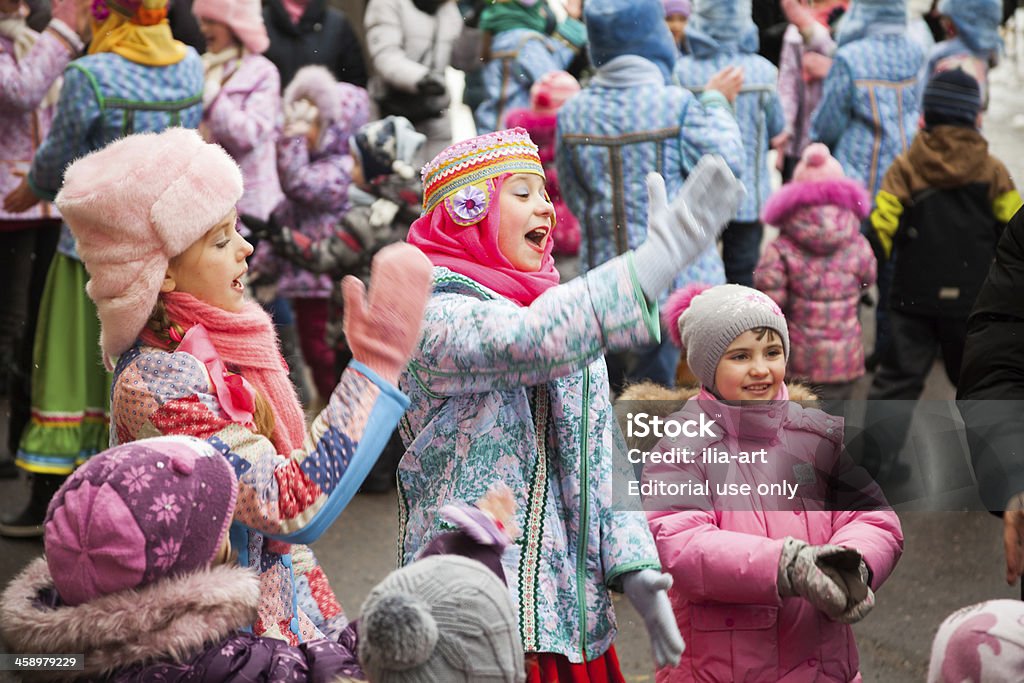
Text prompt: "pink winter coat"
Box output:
[[202, 53, 283, 222], [0, 22, 78, 225], [631, 383, 902, 683], [756, 177, 876, 384]]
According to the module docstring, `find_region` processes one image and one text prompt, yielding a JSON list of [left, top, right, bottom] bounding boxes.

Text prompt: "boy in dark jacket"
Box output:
[[862, 69, 1022, 482]]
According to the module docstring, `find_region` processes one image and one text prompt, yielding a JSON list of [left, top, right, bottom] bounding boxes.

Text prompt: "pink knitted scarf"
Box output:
[[155, 291, 307, 453]]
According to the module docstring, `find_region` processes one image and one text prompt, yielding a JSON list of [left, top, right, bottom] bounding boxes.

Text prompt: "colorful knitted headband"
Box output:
[[421, 128, 545, 215]]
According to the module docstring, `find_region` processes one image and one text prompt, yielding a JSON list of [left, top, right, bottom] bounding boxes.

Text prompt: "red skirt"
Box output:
[[525, 646, 626, 683]]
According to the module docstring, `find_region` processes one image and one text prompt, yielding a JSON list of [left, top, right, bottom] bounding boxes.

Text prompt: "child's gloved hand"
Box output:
[[283, 98, 319, 138], [342, 242, 433, 384], [622, 569, 685, 668], [633, 156, 744, 301], [416, 72, 447, 96], [781, 0, 816, 31], [778, 537, 863, 621], [817, 547, 876, 624]]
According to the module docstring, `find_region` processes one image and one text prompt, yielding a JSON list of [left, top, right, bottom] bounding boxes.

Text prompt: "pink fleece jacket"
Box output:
[[644, 388, 902, 682]]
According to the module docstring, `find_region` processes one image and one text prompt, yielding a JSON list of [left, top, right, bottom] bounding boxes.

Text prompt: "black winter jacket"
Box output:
[[957, 207, 1024, 513], [263, 0, 368, 89]]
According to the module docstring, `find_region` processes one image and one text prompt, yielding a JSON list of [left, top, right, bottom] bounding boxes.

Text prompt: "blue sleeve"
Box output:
[[766, 89, 786, 139], [679, 91, 744, 176], [810, 56, 854, 147], [29, 63, 101, 199]]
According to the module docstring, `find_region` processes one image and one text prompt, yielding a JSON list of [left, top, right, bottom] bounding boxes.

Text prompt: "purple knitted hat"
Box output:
[[43, 436, 238, 606], [663, 0, 691, 17]]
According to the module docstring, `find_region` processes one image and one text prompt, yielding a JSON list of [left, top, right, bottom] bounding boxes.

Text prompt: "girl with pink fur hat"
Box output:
[[55, 127, 433, 648], [193, 0, 284, 227], [754, 142, 876, 400]]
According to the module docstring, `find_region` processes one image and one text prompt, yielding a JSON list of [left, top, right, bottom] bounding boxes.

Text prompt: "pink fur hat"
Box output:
[[56, 128, 243, 370], [792, 143, 846, 183], [192, 0, 269, 54]]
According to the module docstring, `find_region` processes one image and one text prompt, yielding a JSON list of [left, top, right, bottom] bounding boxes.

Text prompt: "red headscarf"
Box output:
[[407, 173, 560, 307]]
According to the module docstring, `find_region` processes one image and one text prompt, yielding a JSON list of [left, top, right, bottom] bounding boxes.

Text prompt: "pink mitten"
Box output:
[[342, 242, 433, 384], [782, 0, 816, 31], [802, 52, 833, 82]]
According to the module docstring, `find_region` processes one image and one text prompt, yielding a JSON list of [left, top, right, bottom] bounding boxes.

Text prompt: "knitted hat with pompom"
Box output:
[[662, 283, 790, 393], [358, 555, 525, 682]]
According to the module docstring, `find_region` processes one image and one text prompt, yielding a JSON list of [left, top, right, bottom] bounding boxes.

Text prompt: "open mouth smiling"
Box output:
[[525, 226, 550, 250]]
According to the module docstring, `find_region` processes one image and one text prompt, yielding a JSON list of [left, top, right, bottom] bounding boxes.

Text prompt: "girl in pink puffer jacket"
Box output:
[[755, 143, 876, 401], [623, 283, 902, 682]]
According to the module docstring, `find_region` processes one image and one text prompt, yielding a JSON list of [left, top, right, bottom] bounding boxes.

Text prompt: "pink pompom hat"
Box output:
[[56, 128, 243, 370], [792, 143, 846, 183], [192, 0, 269, 54]]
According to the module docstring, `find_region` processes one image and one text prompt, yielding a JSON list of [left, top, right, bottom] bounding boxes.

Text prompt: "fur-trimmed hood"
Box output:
[[614, 381, 820, 453], [283, 65, 370, 155], [761, 178, 870, 256], [762, 177, 870, 226], [0, 557, 260, 681]]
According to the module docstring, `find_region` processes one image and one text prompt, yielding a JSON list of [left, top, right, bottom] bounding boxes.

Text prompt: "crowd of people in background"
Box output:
[[1, 0, 1024, 680]]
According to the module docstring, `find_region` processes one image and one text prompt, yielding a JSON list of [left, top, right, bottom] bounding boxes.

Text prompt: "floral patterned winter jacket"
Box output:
[[397, 255, 662, 662]]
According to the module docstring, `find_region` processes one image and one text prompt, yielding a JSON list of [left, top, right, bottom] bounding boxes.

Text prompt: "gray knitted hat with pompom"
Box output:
[[358, 555, 525, 682]]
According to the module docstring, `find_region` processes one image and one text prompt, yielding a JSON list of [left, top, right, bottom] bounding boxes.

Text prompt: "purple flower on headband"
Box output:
[[451, 185, 487, 222], [90, 0, 110, 21]]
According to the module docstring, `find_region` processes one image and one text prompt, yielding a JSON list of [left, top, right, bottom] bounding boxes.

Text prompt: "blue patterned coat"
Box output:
[[397, 256, 662, 662], [27, 48, 203, 259], [555, 57, 741, 288], [674, 32, 785, 223], [810, 34, 924, 197], [475, 28, 577, 134]]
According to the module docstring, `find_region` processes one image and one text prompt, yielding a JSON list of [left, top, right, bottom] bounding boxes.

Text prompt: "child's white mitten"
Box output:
[[622, 569, 686, 668], [202, 78, 221, 109], [633, 156, 744, 301]]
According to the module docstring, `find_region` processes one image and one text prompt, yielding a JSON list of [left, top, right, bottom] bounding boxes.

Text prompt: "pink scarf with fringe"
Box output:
[[146, 292, 307, 454]]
